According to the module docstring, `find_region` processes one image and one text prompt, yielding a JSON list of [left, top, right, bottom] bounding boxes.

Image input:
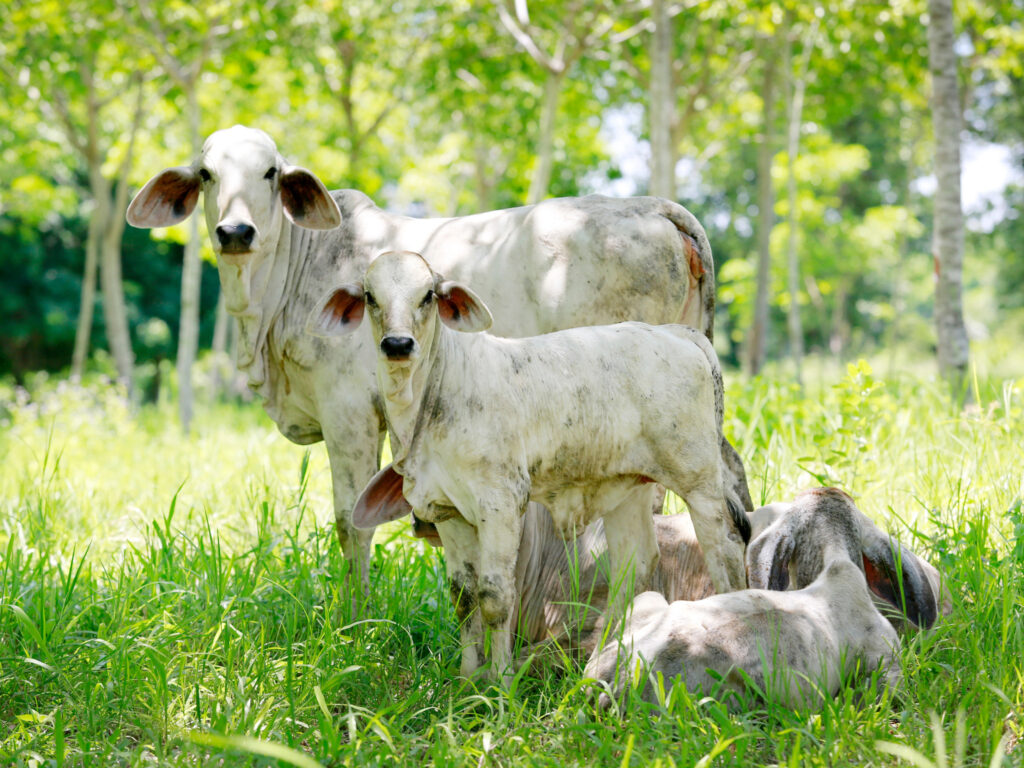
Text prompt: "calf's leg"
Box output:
[[601, 485, 661, 617], [475, 500, 525, 686], [436, 517, 484, 677]]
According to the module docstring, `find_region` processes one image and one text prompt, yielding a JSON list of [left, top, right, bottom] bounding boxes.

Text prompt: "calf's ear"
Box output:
[[745, 520, 794, 591], [280, 165, 342, 230], [353, 464, 413, 529], [861, 532, 939, 629], [435, 280, 493, 332], [127, 167, 201, 228], [308, 284, 365, 337]]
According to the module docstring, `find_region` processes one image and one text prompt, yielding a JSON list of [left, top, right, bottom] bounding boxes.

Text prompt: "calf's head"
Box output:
[[747, 487, 941, 630], [127, 125, 340, 265], [309, 251, 492, 404]]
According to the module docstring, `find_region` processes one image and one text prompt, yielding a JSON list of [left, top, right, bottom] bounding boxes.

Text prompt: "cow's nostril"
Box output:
[[216, 223, 256, 251], [380, 336, 416, 359]]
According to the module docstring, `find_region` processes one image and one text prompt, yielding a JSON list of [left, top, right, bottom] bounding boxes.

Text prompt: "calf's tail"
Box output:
[[688, 329, 752, 544]]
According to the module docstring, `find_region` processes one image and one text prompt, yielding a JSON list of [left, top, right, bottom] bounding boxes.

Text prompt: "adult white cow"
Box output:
[[127, 125, 750, 594]]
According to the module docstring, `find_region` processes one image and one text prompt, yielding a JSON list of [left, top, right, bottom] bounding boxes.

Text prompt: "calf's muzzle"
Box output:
[[380, 335, 416, 360]]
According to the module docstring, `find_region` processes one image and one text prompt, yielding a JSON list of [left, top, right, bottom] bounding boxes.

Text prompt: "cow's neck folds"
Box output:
[[217, 219, 290, 401], [382, 319, 446, 471]]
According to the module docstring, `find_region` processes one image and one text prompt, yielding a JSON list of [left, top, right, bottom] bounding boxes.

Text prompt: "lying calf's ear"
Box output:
[[353, 464, 413, 529], [746, 522, 794, 591], [861, 532, 938, 629], [308, 284, 365, 337], [434, 280, 493, 333]]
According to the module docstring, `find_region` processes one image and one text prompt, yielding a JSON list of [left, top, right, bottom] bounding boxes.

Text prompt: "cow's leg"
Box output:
[[436, 517, 484, 678], [322, 412, 382, 608], [601, 485, 661, 617], [677, 479, 747, 593], [475, 503, 524, 686]]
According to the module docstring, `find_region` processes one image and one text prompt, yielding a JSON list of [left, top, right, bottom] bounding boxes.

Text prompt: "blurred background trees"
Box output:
[[1, 0, 1021, 412]]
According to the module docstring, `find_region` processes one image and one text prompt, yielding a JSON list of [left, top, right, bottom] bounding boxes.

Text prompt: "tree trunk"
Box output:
[[209, 288, 229, 399], [927, 0, 970, 401], [527, 70, 564, 204], [71, 205, 102, 378], [747, 46, 778, 376], [177, 86, 203, 431], [784, 26, 809, 386], [94, 172, 135, 394], [648, 0, 676, 199]]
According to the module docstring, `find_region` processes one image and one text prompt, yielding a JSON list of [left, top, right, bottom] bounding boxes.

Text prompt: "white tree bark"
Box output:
[[648, 0, 675, 199], [495, 0, 614, 203], [528, 72, 565, 204], [747, 43, 778, 376], [783, 14, 816, 385], [71, 204, 102, 379], [209, 288, 229, 399], [176, 87, 203, 430], [927, 0, 970, 399]]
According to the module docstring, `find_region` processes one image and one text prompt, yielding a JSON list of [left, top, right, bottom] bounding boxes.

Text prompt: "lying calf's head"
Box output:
[[587, 491, 902, 709], [747, 487, 943, 630], [309, 250, 492, 404]]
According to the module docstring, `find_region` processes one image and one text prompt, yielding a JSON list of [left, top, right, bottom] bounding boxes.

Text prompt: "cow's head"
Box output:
[[126, 125, 341, 262], [308, 251, 491, 405], [746, 487, 941, 630]]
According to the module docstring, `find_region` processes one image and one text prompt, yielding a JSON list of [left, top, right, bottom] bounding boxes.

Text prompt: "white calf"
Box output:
[[312, 250, 750, 682], [585, 488, 904, 708]]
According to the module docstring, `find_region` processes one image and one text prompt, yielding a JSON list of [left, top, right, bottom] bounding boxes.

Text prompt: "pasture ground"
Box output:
[[1, 351, 1022, 767]]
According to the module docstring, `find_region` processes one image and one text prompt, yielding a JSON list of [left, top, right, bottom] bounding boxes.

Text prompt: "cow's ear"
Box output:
[[280, 165, 341, 230], [308, 284, 364, 336], [127, 167, 201, 228], [746, 519, 794, 591], [353, 464, 413, 529], [435, 280, 492, 333], [861, 532, 939, 629]]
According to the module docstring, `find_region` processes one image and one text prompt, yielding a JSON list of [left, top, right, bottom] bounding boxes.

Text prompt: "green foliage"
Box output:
[[1, 362, 1022, 765]]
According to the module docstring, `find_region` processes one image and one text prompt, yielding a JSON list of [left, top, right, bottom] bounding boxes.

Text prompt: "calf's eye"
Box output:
[[199, 168, 211, 182], [365, 292, 378, 308], [419, 290, 433, 307], [264, 167, 277, 180]]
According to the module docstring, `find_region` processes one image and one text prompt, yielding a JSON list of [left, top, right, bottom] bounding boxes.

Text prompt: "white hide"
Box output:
[[127, 126, 744, 595]]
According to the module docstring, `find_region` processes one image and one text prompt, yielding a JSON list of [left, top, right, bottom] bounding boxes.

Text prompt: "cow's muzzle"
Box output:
[[216, 222, 256, 253], [380, 335, 417, 361]]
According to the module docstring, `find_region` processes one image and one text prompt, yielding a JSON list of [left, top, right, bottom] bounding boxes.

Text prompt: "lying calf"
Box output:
[[584, 489, 907, 708], [311, 250, 749, 683]]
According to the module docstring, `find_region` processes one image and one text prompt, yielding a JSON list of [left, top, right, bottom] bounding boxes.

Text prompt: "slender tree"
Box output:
[[648, 0, 674, 198], [783, 11, 819, 385], [747, 36, 779, 376], [495, 0, 618, 203], [132, 0, 231, 430], [927, 0, 970, 400], [7, 0, 152, 393]]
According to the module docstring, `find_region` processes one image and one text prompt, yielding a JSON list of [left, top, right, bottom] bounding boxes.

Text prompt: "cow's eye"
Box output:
[[199, 168, 211, 182], [419, 290, 433, 307], [264, 167, 277, 181], [364, 292, 378, 308]]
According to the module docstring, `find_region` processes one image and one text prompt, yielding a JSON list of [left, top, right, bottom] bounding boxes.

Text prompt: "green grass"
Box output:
[[1, 360, 1022, 767]]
